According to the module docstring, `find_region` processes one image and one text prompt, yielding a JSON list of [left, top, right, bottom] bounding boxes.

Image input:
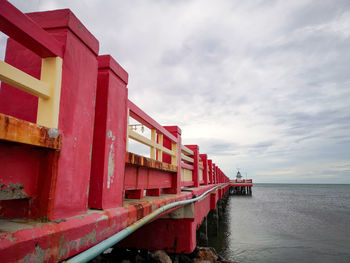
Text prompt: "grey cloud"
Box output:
[[283, 0, 350, 31]]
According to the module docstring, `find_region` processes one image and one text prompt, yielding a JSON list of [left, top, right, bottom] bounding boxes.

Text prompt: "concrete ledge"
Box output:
[[125, 152, 177, 172], [0, 184, 227, 261], [0, 113, 61, 150]]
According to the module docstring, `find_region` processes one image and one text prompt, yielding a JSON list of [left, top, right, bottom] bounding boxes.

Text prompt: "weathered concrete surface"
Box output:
[[0, 185, 229, 262]]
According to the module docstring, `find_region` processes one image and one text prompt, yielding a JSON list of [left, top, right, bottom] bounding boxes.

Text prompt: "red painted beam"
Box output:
[[181, 162, 194, 170], [0, 0, 64, 58], [182, 181, 195, 187]]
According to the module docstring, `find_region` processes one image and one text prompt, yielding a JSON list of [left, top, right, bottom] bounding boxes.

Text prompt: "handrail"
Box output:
[[127, 100, 178, 164], [181, 162, 193, 170], [233, 179, 253, 184], [0, 1, 63, 58], [128, 129, 175, 157], [0, 57, 63, 128], [66, 183, 229, 263], [181, 145, 194, 155], [0, 1, 63, 128], [0, 60, 50, 98], [128, 100, 177, 143], [181, 153, 194, 163]]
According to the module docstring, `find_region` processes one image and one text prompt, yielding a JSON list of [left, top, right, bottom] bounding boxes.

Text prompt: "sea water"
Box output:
[[208, 184, 350, 263]]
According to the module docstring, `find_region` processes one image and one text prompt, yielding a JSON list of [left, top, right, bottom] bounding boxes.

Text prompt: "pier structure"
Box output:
[[0, 3, 234, 262], [229, 179, 253, 195], [228, 171, 253, 195]]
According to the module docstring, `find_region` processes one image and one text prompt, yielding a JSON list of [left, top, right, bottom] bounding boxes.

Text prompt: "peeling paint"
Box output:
[[33, 244, 46, 263], [22, 254, 32, 263], [107, 130, 115, 141], [99, 227, 111, 236], [80, 229, 97, 247], [89, 143, 93, 161], [79, 236, 86, 248], [22, 254, 31, 263], [58, 235, 70, 260], [96, 214, 109, 222], [107, 143, 115, 189], [73, 137, 77, 148], [5, 234, 17, 242], [71, 241, 77, 250], [0, 183, 28, 200]]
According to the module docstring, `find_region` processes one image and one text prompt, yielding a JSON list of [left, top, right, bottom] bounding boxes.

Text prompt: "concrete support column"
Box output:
[[207, 208, 219, 236], [217, 199, 224, 220], [196, 217, 208, 246]]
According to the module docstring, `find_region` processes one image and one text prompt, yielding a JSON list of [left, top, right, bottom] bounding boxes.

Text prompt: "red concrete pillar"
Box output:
[[215, 165, 219, 184], [186, 145, 199, 187], [218, 168, 220, 183], [163, 126, 182, 194], [28, 10, 99, 220], [208, 159, 213, 184], [199, 154, 208, 185], [89, 55, 128, 209]]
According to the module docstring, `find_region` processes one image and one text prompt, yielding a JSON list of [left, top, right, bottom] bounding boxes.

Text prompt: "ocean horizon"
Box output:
[[208, 183, 350, 263]]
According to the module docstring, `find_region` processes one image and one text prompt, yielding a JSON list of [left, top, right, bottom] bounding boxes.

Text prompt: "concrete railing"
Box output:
[[0, 2, 230, 221], [0, 1, 63, 128]]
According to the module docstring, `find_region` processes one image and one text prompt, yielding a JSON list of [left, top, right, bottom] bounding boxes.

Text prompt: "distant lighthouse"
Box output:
[[236, 171, 242, 182]]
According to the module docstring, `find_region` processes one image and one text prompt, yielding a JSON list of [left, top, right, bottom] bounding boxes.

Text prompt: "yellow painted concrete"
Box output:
[[0, 60, 50, 98], [37, 57, 63, 128]]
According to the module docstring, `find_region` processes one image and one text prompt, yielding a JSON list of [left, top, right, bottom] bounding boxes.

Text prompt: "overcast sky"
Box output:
[[8, 0, 350, 183]]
